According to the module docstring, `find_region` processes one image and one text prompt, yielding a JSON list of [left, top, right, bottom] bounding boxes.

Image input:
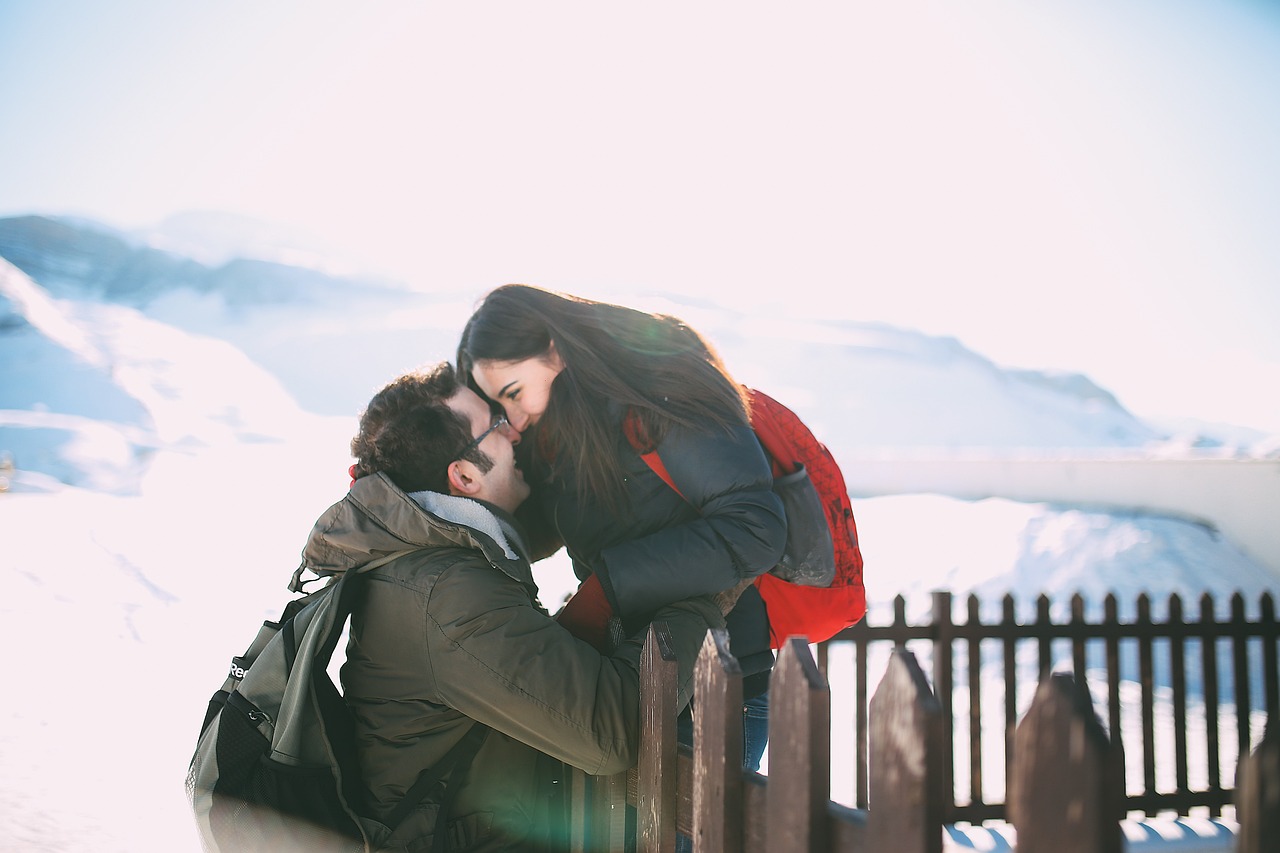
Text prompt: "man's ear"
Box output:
[[446, 460, 482, 497]]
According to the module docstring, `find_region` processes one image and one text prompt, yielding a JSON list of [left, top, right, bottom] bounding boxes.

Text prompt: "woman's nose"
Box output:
[[498, 419, 521, 445], [505, 408, 530, 434]]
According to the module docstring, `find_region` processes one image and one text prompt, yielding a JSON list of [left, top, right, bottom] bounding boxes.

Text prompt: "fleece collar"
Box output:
[[406, 490, 529, 563], [296, 473, 535, 591]]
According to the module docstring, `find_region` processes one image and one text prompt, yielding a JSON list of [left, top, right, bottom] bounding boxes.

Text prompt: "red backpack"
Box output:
[[627, 388, 866, 647]]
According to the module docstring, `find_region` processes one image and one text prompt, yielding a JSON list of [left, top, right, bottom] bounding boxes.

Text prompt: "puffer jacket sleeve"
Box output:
[[598, 419, 787, 620], [425, 556, 722, 775]]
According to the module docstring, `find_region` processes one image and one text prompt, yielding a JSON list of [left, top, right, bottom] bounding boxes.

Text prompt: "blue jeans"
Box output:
[[742, 691, 770, 772], [674, 690, 770, 768], [675, 692, 770, 851]]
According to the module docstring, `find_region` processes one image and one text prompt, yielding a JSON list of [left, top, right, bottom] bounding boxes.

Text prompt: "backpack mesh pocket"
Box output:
[[207, 695, 362, 852], [769, 465, 837, 587]]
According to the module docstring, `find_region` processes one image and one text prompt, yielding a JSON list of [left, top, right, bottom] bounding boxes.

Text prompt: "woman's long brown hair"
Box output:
[[457, 284, 749, 515]]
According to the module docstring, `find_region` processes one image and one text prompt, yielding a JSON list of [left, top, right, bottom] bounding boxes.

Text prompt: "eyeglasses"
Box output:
[[455, 413, 509, 460]]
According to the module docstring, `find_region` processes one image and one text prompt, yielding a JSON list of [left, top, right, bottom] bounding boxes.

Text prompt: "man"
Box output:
[[300, 363, 724, 852]]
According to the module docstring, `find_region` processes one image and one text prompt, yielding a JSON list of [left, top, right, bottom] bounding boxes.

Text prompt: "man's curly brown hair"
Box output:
[[349, 362, 493, 494]]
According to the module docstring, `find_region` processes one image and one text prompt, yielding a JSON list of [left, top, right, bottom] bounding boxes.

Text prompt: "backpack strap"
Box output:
[[301, 552, 491, 846], [622, 409, 687, 501], [289, 547, 418, 593], [622, 392, 787, 499], [382, 722, 491, 846], [280, 549, 420, 671], [743, 387, 799, 476], [638, 448, 684, 501], [325, 548, 485, 849]]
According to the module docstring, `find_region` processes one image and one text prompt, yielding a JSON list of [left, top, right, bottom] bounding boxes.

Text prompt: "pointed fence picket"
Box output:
[[1234, 722, 1279, 853], [865, 648, 943, 853], [691, 629, 744, 853], [1008, 673, 1124, 853], [559, 607, 1280, 852]]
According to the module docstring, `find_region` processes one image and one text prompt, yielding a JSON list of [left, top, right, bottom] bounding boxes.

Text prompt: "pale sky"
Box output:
[[2, 0, 1278, 433]]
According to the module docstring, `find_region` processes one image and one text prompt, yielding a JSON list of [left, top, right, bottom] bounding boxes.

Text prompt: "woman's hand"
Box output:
[[712, 577, 756, 616], [556, 573, 615, 651]]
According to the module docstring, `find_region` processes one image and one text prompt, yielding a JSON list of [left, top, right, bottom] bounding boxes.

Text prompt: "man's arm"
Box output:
[[424, 559, 722, 775]]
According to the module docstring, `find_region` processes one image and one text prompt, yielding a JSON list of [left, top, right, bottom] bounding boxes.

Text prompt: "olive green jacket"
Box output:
[[300, 473, 722, 852]]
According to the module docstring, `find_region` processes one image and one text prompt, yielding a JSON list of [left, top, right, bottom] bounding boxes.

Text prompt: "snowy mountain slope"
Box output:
[[0, 214, 1182, 450], [142, 284, 473, 417], [0, 257, 326, 493], [1, 214, 469, 416], [856, 494, 1279, 622], [0, 214, 203, 303], [658, 305, 1164, 457], [1, 259, 156, 490]]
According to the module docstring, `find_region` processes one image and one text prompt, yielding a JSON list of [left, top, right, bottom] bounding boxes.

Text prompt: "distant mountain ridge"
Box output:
[[667, 304, 1164, 452], [0, 255, 320, 492], [6, 211, 1263, 493], [0, 214, 405, 310]]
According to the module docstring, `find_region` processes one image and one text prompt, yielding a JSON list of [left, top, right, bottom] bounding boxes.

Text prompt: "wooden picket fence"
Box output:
[[822, 590, 1280, 822], [564, 618, 1279, 852]]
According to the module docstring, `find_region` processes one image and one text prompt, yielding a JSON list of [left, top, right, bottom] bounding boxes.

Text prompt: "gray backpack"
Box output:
[[185, 552, 487, 853]]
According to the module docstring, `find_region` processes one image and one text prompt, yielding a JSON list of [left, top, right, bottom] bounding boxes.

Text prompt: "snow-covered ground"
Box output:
[[1, 235, 1277, 850]]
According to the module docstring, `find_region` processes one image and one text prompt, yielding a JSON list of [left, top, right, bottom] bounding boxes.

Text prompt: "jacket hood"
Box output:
[[298, 472, 534, 590]]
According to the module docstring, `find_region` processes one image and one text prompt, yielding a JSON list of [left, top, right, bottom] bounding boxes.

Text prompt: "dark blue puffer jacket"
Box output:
[[527, 411, 787, 691]]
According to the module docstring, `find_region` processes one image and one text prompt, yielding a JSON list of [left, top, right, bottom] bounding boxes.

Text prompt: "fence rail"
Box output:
[[565, 591, 1280, 850], [822, 589, 1280, 823]]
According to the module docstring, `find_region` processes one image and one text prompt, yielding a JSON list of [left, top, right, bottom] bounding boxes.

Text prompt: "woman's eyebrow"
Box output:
[[498, 380, 518, 398]]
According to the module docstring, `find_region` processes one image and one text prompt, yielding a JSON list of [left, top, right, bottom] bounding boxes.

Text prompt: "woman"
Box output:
[[456, 284, 786, 772]]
